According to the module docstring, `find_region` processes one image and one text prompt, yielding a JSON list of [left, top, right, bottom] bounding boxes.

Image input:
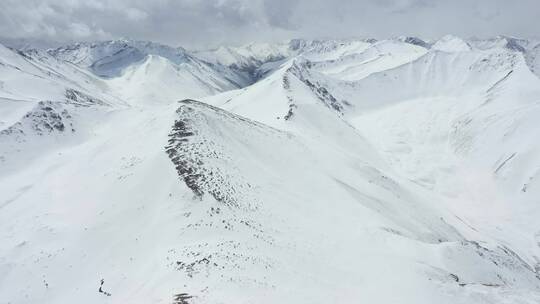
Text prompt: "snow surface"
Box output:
[[2, 36, 540, 304]]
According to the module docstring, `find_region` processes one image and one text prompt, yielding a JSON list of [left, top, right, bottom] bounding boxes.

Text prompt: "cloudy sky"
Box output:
[[0, 0, 539, 48]]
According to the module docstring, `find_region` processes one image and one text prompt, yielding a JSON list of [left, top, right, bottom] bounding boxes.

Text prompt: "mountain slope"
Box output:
[[200, 39, 540, 302], [48, 40, 249, 103], [194, 38, 378, 82], [1, 36, 540, 304], [345, 45, 540, 270]]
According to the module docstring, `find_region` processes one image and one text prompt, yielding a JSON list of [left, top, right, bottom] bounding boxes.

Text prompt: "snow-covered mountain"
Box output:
[[193, 38, 379, 82], [48, 40, 249, 103], [2, 35, 540, 304]]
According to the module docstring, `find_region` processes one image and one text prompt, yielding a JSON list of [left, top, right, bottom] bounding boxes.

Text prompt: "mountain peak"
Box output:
[[432, 35, 472, 52]]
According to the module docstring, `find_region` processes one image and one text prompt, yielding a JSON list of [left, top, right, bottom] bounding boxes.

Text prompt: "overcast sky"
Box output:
[[0, 0, 539, 49]]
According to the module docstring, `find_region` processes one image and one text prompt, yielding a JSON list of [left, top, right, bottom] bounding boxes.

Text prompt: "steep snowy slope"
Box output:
[[340, 42, 540, 276], [468, 36, 540, 78], [194, 42, 291, 69], [105, 55, 240, 105], [0, 44, 120, 105], [4, 93, 535, 303], [164, 99, 540, 303], [48, 40, 248, 103], [50, 40, 198, 73], [201, 58, 540, 302], [203, 37, 428, 83], [0, 43, 127, 176], [524, 42, 540, 77], [311, 39, 428, 81], [0, 103, 183, 303], [2, 36, 540, 304], [336, 48, 521, 109], [194, 39, 378, 82]]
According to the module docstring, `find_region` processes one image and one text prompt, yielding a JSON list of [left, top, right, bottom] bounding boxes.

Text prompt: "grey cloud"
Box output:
[[263, 0, 299, 29], [0, 0, 538, 49]]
